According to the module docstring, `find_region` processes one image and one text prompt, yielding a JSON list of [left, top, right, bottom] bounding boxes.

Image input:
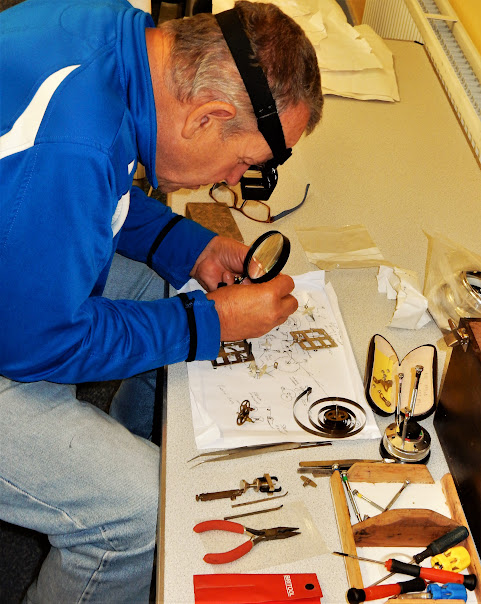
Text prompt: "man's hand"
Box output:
[[190, 236, 249, 291], [206, 275, 298, 342]]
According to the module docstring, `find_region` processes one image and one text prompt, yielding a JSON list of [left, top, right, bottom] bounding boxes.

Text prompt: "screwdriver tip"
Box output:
[[332, 551, 348, 557]]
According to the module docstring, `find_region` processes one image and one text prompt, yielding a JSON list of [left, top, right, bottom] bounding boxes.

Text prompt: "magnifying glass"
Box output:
[[235, 230, 290, 284]]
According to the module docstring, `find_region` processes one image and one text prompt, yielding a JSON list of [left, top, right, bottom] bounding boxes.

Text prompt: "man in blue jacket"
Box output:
[[0, 0, 322, 600]]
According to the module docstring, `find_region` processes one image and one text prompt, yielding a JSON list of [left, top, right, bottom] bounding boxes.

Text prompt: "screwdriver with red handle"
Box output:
[[346, 578, 426, 603], [333, 552, 477, 590], [368, 525, 469, 587]]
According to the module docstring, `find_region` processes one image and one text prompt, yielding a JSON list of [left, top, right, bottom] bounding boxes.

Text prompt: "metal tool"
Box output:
[[401, 366, 424, 444], [231, 491, 288, 508], [396, 583, 468, 600], [196, 474, 280, 502], [352, 489, 385, 513], [341, 471, 363, 523], [298, 458, 394, 476], [345, 577, 426, 603], [431, 546, 471, 572], [368, 525, 469, 587], [194, 520, 300, 564], [384, 480, 411, 511], [188, 441, 332, 466], [381, 366, 431, 464], [223, 504, 283, 521], [395, 372, 404, 432], [332, 552, 477, 590]]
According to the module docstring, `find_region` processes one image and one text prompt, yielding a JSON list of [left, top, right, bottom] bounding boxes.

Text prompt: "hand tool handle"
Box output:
[[194, 520, 244, 534], [428, 583, 468, 601], [203, 540, 253, 564], [413, 526, 469, 563], [347, 578, 426, 602], [387, 560, 477, 590]]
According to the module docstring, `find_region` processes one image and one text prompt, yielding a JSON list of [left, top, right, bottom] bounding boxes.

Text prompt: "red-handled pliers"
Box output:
[[193, 520, 300, 564]]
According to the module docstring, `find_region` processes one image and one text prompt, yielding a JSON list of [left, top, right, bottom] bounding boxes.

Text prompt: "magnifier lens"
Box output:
[[247, 233, 284, 279], [244, 231, 290, 283]]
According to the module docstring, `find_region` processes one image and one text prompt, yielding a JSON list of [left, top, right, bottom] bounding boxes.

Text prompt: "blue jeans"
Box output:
[[0, 255, 164, 603]]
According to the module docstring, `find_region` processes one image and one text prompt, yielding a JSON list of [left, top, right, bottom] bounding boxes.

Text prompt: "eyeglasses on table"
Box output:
[[209, 182, 310, 224]]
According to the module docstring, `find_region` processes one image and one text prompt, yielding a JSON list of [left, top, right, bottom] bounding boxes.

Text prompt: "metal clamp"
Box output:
[[444, 319, 470, 351]]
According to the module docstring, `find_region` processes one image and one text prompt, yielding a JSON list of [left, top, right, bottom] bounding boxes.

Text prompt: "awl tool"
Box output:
[[368, 525, 469, 586], [396, 583, 468, 600], [332, 552, 477, 590], [346, 577, 426, 603]]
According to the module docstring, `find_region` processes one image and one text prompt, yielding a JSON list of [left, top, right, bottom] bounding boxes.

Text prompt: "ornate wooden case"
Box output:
[[364, 334, 437, 418]]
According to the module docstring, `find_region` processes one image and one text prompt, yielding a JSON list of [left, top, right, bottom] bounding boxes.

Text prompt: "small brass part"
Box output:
[[300, 475, 317, 488], [290, 328, 337, 351], [377, 389, 391, 407], [212, 339, 254, 367], [236, 400, 256, 425], [373, 375, 393, 392]]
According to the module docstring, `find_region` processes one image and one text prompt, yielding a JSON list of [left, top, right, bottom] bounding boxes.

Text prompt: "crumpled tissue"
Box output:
[[377, 265, 431, 329]]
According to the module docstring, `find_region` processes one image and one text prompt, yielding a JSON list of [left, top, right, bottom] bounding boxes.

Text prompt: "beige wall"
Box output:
[[449, 0, 481, 55], [348, 0, 481, 55]]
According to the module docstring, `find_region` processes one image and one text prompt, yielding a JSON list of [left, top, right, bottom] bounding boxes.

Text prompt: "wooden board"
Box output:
[[185, 202, 244, 243], [352, 509, 459, 547], [347, 462, 434, 483]]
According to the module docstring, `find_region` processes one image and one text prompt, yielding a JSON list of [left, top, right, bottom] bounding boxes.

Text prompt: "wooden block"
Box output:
[[330, 471, 364, 588], [352, 509, 459, 546], [442, 473, 481, 603], [185, 202, 244, 243], [347, 462, 434, 483]]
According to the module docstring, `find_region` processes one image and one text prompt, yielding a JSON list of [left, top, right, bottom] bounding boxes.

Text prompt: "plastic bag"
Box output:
[[295, 224, 391, 270], [424, 232, 481, 331]]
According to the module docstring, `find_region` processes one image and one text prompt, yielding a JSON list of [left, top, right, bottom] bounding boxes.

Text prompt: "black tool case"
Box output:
[[434, 318, 481, 556]]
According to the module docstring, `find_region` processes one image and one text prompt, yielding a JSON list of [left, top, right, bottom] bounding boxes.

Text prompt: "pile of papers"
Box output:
[[181, 272, 381, 450], [213, 0, 400, 102]]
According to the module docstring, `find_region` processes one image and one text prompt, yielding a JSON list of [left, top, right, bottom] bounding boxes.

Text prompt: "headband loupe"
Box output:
[[215, 8, 292, 201]]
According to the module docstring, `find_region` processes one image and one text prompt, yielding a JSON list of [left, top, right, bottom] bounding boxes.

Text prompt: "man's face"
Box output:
[[154, 102, 310, 193]]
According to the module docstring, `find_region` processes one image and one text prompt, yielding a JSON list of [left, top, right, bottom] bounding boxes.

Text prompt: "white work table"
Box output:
[[157, 41, 481, 603]]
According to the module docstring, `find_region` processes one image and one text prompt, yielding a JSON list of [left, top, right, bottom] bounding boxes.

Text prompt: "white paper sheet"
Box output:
[[182, 272, 381, 450], [320, 25, 401, 102]]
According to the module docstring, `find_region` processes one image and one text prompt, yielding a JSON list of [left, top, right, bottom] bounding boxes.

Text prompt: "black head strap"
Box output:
[[215, 8, 292, 166]]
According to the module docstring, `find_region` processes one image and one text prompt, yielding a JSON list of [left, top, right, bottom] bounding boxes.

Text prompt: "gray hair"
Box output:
[[160, 1, 323, 137]]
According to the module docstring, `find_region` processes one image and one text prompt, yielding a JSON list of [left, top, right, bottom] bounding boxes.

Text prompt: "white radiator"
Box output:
[[362, 0, 481, 164], [363, 0, 423, 42]]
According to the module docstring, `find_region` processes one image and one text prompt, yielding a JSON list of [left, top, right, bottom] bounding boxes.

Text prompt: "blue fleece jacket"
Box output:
[[0, 0, 220, 383]]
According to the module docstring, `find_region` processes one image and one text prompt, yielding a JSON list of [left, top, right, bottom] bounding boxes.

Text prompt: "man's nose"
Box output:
[[224, 164, 250, 187]]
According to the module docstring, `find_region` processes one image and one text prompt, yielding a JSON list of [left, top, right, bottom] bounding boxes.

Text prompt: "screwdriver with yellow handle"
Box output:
[[432, 546, 471, 572], [367, 525, 469, 587], [332, 552, 477, 591]]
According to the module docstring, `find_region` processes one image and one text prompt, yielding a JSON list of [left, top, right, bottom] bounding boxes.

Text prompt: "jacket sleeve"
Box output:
[[116, 185, 217, 289], [0, 145, 220, 383]]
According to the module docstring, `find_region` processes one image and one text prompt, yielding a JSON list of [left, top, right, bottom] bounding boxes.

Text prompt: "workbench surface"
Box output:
[[157, 40, 481, 603]]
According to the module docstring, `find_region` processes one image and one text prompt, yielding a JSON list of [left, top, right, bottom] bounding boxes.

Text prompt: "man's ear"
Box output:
[[182, 101, 236, 139]]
